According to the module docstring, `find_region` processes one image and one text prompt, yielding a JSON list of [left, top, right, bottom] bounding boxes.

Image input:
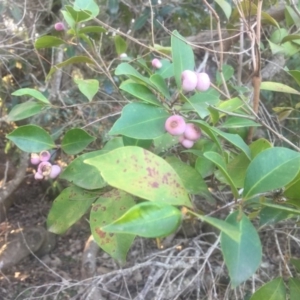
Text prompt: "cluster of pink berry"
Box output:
[[30, 151, 61, 180], [165, 115, 201, 148], [181, 70, 210, 92]]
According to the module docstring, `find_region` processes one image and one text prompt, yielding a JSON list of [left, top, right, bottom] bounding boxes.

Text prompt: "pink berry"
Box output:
[[184, 123, 201, 141], [39, 150, 51, 162], [181, 138, 194, 149], [31, 153, 40, 165], [181, 70, 198, 92], [196, 72, 210, 91], [34, 172, 44, 180], [37, 161, 52, 176], [54, 22, 65, 31], [165, 115, 186, 136], [152, 58, 162, 69], [49, 165, 61, 179]]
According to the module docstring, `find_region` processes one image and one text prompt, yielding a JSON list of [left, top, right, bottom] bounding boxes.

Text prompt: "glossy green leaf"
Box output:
[[122, 136, 152, 149], [114, 35, 127, 55], [195, 214, 241, 242], [285, 5, 300, 27], [7, 100, 47, 121], [109, 103, 169, 139], [74, 78, 99, 102], [216, 64, 234, 85], [102, 202, 182, 238], [47, 56, 95, 79], [156, 59, 174, 79], [259, 206, 292, 227], [61, 150, 107, 189], [221, 211, 262, 288], [61, 10, 76, 29], [171, 30, 195, 88], [47, 186, 97, 234], [78, 26, 106, 34], [165, 156, 208, 195], [153, 133, 179, 154], [213, 128, 251, 159], [35, 36, 65, 49], [284, 172, 300, 201], [65, 5, 92, 23], [12, 88, 50, 104], [259, 202, 300, 215], [115, 63, 153, 87], [183, 89, 220, 119], [220, 117, 260, 128], [250, 277, 286, 300], [62, 128, 95, 155], [84, 146, 192, 207], [290, 258, 300, 273], [289, 278, 300, 300], [243, 147, 300, 200], [250, 138, 272, 159], [150, 74, 171, 99], [90, 189, 135, 263], [6, 125, 55, 152], [288, 70, 300, 87], [215, 0, 231, 19], [119, 81, 161, 106], [74, 0, 99, 17], [102, 137, 124, 151], [260, 81, 300, 95], [204, 151, 239, 199]]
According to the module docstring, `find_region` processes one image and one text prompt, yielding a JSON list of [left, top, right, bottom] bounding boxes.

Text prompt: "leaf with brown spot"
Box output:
[[90, 189, 136, 263], [85, 146, 191, 207]]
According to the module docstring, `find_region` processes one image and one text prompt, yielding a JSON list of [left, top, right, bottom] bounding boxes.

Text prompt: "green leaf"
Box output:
[[259, 206, 292, 227], [220, 117, 260, 128], [62, 128, 95, 155], [6, 125, 55, 152], [47, 186, 97, 234], [243, 147, 300, 200], [284, 172, 300, 201], [216, 64, 234, 85], [196, 214, 241, 242], [74, 78, 99, 102], [250, 138, 272, 158], [165, 156, 208, 195], [35, 36, 65, 49], [109, 103, 169, 139], [84, 146, 192, 207], [102, 202, 182, 238], [289, 278, 300, 300], [7, 100, 48, 121], [74, 0, 100, 17], [215, 0, 231, 19], [249, 277, 286, 300], [290, 258, 300, 273], [259, 202, 300, 215], [12, 88, 50, 104], [171, 30, 195, 88], [288, 70, 300, 87], [119, 81, 161, 106], [61, 10, 76, 29], [78, 26, 106, 34], [90, 189, 135, 263], [156, 59, 174, 79], [221, 211, 262, 288], [183, 89, 220, 119], [122, 136, 152, 148], [114, 35, 127, 55], [204, 151, 239, 199], [260, 81, 300, 95], [60, 150, 107, 190], [47, 56, 95, 80], [150, 74, 171, 100], [115, 63, 153, 87]]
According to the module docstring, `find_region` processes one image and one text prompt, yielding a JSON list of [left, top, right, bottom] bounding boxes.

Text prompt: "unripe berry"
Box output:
[[152, 58, 162, 69], [184, 123, 201, 141], [195, 72, 210, 91], [181, 70, 198, 92], [49, 165, 61, 179], [165, 115, 186, 136], [119, 53, 128, 58], [37, 161, 52, 176], [34, 172, 44, 180], [39, 150, 51, 162], [54, 22, 65, 31], [31, 153, 40, 165]]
